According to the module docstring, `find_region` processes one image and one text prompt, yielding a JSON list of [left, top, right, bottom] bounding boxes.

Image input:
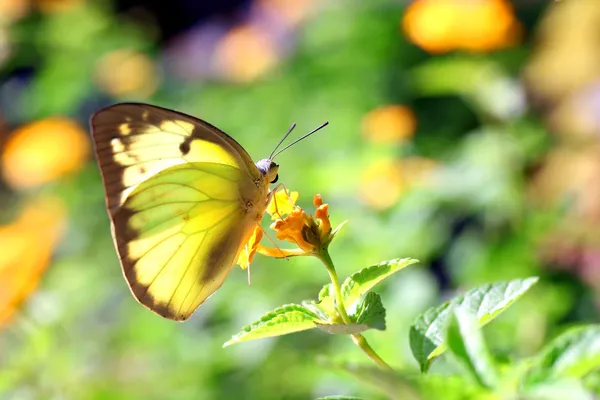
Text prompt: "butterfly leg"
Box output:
[[258, 225, 290, 261], [268, 182, 295, 220]]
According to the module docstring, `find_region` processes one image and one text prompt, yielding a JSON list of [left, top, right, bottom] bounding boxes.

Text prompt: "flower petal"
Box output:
[[256, 245, 306, 258], [236, 226, 263, 270], [266, 188, 299, 219]]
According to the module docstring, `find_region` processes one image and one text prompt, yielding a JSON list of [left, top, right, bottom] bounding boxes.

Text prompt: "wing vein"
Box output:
[[169, 232, 209, 314]]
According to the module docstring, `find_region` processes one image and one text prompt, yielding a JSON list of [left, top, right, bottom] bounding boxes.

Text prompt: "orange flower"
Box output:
[[259, 190, 343, 258], [0, 196, 66, 328], [402, 0, 522, 54], [236, 227, 264, 270], [2, 117, 90, 190], [236, 189, 344, 268]]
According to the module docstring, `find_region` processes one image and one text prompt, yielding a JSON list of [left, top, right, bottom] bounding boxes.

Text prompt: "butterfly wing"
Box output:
[[90, 103, 266, 321], [91, 103, 260, 215]]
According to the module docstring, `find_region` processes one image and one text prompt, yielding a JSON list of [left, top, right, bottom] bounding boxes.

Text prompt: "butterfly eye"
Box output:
[[271, 174, 279, 184]]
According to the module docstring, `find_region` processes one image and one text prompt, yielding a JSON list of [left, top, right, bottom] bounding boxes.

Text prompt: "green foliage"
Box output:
[[447, 307, 498, 388], [3, 1, 600, 399], [524, 325, 600, 386], [223, 304, 319, 347], [341, 258, 419, 309], [410, 277, 539, 371], [352, 292, 386, 331], [226, 259, 413, 345]]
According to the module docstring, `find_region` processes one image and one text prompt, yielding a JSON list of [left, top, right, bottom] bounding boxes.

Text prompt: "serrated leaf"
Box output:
[[524, 325, 600, 386], [352, 292, 386, 331], [341, 258, 419, 308], [410, 277, 539, 372], [315, 322, 371, 334], [319, 284, 333, 300], [313, 283, 337, 320], [301, 300, 329, 320], [223, 304, 320, 347], [447, 307, 498, 388]]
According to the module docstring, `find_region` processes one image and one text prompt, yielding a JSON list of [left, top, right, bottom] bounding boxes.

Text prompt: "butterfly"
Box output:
[[89, 103, 327, 321]]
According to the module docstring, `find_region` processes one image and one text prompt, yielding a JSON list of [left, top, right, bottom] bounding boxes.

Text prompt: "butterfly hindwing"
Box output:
[[90, 103, 267, 321], [115, 162, 256, 320]]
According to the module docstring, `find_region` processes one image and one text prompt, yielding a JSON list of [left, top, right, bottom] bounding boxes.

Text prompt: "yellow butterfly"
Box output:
[[90, 103, 326, 321]]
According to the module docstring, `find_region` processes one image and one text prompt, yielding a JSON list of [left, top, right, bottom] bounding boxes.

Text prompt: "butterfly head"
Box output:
[[256, 159, 279, 184]]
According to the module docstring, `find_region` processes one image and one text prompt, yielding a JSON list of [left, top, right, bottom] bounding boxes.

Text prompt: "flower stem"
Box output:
[[318, 249, 351, 324], [317, 249, 394, 371]]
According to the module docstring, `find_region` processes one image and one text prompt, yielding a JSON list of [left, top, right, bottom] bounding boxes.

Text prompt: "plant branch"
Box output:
[[318, 249, 351, 324], [317, 249, 394, 371], [350, 333, 394, 371]]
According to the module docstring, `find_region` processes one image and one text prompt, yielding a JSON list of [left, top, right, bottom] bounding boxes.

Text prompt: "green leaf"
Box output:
[[446, 307, 498, 388], [319, 283, 334, 300], [317, 283, 337, 317], [315, 291, 387, 334], [304, 284, 338, 322], [352, 292, 386, 331], [410, 276, 538, 372], [223, 304, 320, 347], [525, 325, 600, 386], [316, 396, 364, 400], [341, 258, 419, 307]]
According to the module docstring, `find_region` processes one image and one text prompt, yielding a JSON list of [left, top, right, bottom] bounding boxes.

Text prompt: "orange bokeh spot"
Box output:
[[360, 157, 437, 210], [0, 196, 66, 328], [213, 24, 279, 83], [361, 105, 417, 143], [35, 0, 83, 14], [0, 0, 30, 22], [94, 49, 159, 98], [256, 0, 319, 27], [2, 117, 90, 190], [402, 0, 522, 54]]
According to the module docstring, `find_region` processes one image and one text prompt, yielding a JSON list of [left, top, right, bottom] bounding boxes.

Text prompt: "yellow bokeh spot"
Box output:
[[360, 157, 437, 210], [361, 105, 417, 143], [402, 0, 522, 54], [0, 196, 66, 328], [2, 117, 90, 190], [213, 24, 279, 83], [94, 49, 159, 98]]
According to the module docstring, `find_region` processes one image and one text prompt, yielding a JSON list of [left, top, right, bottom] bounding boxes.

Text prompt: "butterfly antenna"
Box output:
[[272, 121, 329, 160], [269, 123, 297, 159]]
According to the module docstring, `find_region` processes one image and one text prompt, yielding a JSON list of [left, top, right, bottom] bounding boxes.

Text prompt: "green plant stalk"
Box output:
[[317, 249, 394, 371]]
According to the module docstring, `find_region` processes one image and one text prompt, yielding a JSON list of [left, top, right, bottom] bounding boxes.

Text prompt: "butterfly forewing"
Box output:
[[90, 103, 259, 215], [90, 103, 269, 321]]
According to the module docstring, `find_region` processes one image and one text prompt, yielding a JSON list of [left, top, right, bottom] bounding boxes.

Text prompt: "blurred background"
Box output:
[[0, 0, 599, 398]]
